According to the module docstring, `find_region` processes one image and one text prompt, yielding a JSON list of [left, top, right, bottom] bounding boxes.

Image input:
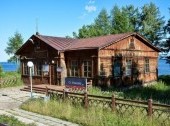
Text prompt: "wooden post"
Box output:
[[84, 91, 88, 109], [45, 86, 49, 96], [148, 99, 153, 117], [111, 94, 116, 112], [156, 67, 158, 81], [49, 64, 51, 85], [63, 89, 65, 100]]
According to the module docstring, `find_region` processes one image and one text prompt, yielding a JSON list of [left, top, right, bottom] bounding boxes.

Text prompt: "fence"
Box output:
[[46, 87, 170, 126], [0, 77, 18, 88]]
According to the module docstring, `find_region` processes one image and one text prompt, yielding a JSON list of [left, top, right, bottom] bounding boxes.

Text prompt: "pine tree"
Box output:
[[164, 9, 170, 51], [122, 5, 140, 32], [139, 2, 165, 45], [94, 8, 111, 35], [111, 5, 134, 34]]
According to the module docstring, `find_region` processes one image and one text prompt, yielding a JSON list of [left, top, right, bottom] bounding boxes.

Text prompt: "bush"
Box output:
[[88, 81, 170, 104], [0, 72, 23, 88], [0, 65, 4, 77]]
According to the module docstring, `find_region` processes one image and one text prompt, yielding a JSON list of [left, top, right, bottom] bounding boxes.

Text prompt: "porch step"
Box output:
[[20, 86, 46, 94]]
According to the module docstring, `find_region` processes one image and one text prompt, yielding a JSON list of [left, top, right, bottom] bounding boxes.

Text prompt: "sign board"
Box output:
[[65, 77, 87, 92], [42, 65, 49, 72], [56, 67, 63, 72]]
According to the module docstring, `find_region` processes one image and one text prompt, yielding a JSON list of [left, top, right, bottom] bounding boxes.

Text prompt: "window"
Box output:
[[126, 59, 132, 76], [23, 62, 29, 75], [129, 38, 135, 49], [35, 62, 42, 75], [35, 41, 40, 49], [71, 60, 78, 76], [113, 60, 121, 77], [42, 64, 49, 76], [83, 61, 92, 77], [145, 58, 150, 73]]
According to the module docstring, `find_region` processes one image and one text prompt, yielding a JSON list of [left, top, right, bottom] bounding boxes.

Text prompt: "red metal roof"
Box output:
[[36, 35, 76, 51], [37, 32, 134, 51], [16, 32, 160, 55], [66, 32, 133, 50]]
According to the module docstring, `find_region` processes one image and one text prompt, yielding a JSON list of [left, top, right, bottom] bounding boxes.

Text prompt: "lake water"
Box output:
[[158, 59, 170, 75], [0, 62, 19, 72], [0, 60, 170, 75]]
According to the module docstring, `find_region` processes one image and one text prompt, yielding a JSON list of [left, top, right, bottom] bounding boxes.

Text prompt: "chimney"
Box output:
[[36, 32, 39, 35]]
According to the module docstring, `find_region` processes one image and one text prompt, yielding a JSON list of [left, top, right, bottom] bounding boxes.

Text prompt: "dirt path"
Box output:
[[0, 86, 78, 126]]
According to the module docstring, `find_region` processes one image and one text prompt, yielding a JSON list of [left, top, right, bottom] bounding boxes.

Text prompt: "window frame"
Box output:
[[83, 60, 92, 78], [129, 38, 135, 49], [126, 59, 132, 76], [144, 58, 150, 73], [113, 60, 121, 77], [70, 60, 79, 77], [35, 62, 42, 76], [23, 62, 29, 75]]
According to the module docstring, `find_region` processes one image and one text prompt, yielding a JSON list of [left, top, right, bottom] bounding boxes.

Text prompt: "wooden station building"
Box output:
[[16, 32, 160, 87]]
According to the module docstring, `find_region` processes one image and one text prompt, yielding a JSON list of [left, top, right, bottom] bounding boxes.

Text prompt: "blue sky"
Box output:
[[0, 0, 169, 62]]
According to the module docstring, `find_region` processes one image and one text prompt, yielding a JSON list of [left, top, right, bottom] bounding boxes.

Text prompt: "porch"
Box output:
[[21, 84, 65, 94]]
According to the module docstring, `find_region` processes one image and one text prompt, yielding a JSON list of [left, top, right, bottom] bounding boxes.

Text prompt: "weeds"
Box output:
[[21, 99, 163, 126], [0, 115, 36, 126], [88, 81, 170, 104]]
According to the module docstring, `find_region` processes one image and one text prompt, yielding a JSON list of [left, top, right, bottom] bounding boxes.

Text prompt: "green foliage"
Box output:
[[21, 99, 162, 126], [78, 9, 111, 38], [139, 2, 165, 46], [122, 5, 140, 32], [164, 9, 170, 53], [0, 72, 23, 88], [94, 8, 111, 35], [5, 31, 24, 63], [0, 65, 4, 77], [0, 115, 36, 126], [88, 80, 170, 104], [74, 2, 165, 46], [111, 5, 134, 34]]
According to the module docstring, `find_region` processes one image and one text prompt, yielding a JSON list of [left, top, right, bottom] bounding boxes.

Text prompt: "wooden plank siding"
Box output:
[[16, 33, 159, 87], [65, 49, 98, 82], [98, 36, 159, 86], [20, 36, 60, 85]]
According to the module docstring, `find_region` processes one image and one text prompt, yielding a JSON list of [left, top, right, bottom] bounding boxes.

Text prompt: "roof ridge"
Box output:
[[76, 32, 135, 40], [36, 34, 76, 40]]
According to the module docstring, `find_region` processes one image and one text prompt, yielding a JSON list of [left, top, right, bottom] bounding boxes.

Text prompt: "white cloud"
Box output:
[[85, 5, 96, 13], [78, 0, 96, 19], [88, 0, 95, 4]]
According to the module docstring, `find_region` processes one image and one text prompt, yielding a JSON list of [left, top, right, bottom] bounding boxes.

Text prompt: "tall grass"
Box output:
[[88, 81, 170, 104], [21, 99, 162, 126]]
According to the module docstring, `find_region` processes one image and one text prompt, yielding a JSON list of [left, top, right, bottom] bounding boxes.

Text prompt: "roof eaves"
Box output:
[[65, 47, 98, 51], [15, 34, 36, 55]]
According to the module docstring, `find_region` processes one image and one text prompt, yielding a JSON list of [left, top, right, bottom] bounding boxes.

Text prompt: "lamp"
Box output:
[[27, 61, 34, 98]]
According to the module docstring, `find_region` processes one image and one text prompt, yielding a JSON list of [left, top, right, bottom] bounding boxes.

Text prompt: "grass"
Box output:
[[88, 80, 170, 104], [21, 98, 165, 126], [0, 71, 21, 79], [0, 115, 36, 126]]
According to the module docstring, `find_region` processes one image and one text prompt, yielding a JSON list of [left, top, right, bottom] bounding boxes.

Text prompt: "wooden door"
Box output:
[[51, 65, 57, 85], [113, 58, 123, 86]]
